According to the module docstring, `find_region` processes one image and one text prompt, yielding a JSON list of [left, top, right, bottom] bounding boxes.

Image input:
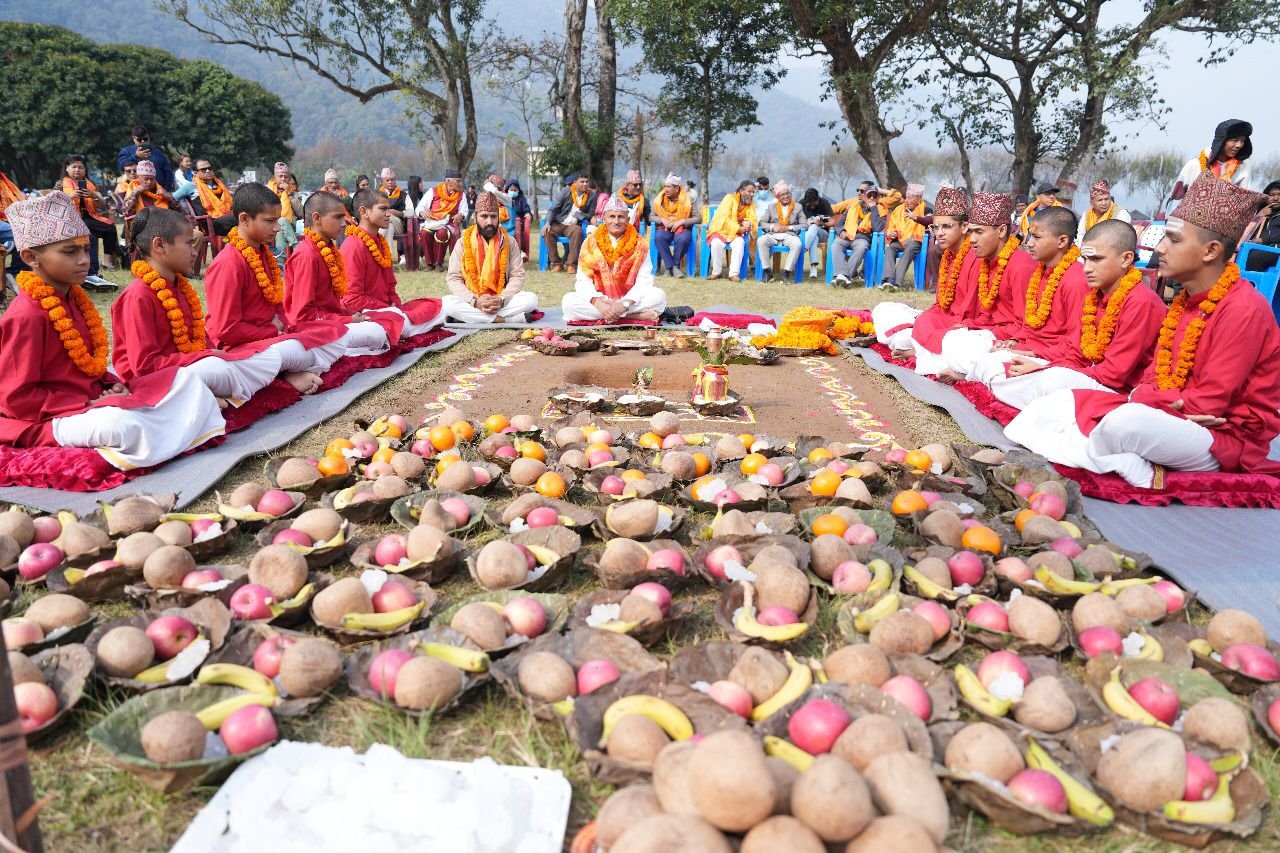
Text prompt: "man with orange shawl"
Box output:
[[442, 192, 538, 323], [1075, 180, 1130, 244], [705, 180, 758, 280], [563, 195, 667, 323], [415, 168, 468, 271]]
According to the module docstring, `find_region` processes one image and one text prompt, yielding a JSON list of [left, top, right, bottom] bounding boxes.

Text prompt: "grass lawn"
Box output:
[[14, 261, 1277, 851]]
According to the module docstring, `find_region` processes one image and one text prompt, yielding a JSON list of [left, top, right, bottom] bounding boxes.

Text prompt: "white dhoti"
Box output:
[[561, 286, 667, 322], [52, 368, 226, 470], [269, 338, 347, 374], [709, 237, 745, 277], [441, 291, 540, 324], [758, 233, 802, 272], [338, 320, 392, 357], [872, 302, 921, 351], [976, 356, 1110, 411], [370, 305, 447, 337], [940, 328, 997, 378], [181, 349, 284, 406], [1005, 390, 1218, 488]]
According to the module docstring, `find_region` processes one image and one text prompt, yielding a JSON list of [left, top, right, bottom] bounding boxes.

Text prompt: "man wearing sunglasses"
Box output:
[[115, 124, 175, 191]]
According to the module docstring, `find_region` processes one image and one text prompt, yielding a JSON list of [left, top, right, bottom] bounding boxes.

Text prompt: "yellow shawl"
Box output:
[[707, 192, 758, 244]]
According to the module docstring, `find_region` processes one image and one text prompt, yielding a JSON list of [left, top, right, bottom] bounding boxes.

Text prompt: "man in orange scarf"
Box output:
[[614, 170, 650, 227], [1017, 182, 1063, 241], [192, 158, 236, 236], [756, 181, 806, 282], [442, 192, 538, 323], [884, 183, 930, 288], [563, 195, 667, 323], [414, 168, 467, 271], [653, 172, 700, 278], [1076, 180, 1130, 244]]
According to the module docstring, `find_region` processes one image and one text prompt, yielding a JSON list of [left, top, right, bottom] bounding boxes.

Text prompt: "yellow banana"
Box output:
[[750, 652, 812, 722], [217, 503, 275, 521], [1059, 520, 1083, 538], [63, 568, 87, 585], [954, 663, 1011, 717], [525, 544, 561, 566], [196, 692, 276, 730], [596, 619, 643, 634], [1163, 773, 1235, 824], [195, 663, 278, 696], [1188, 639, 1214, 657], [903, 566, 957, 601], [866, 559, 893, 593], [1211, 752, 1246, 773], [551, 698, 575, 717], [1024, 738, 1114, 826], [161, 512, 223, 524], [478, 601, 507, 615], [1098, 576, 1157, 596], [1102, 668, 1169, 728], [284, 526, 347, 554], [418, 642, 490, 673], [600, 695, 694, 745], [735, 584, 809, 642], [1033, 566, 1099, 596], [133, 660, 179, 684], [809, 659, 829, 685], [342, 601, 426, 632], [268, 583, 317, 618], [1135, 631, 1164, 662], [853, 592, 900, 634], [763, 735, 815, 771]]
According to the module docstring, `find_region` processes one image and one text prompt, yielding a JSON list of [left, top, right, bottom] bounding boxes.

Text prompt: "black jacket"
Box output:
[[546, 187, 596, 225]]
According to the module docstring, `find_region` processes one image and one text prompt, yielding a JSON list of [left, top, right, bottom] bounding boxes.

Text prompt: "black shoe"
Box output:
[[761, 271, 775, 283]]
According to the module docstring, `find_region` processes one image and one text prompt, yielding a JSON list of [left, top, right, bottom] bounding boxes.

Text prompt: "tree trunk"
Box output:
[[699, 62, 714, 205], [562, 0, 591, 173], [632, 106, 645, 172], [594, 1, 618, 188]]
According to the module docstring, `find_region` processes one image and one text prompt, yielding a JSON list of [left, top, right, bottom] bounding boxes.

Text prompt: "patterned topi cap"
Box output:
[[7, 191, 90, 251], [625, 170, 642, 184], [1171, 171, 1267, 242], [933, 186, 970, 218], [474, 192, 499, 216], [969, 191, 1015, 227], [603, 194, 631, 213], [1091, 180, 1111, 197], [136, 160, 157, 177]]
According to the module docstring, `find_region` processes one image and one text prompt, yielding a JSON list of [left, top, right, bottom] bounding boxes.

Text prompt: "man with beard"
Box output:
[[442, 192, 539, 323]]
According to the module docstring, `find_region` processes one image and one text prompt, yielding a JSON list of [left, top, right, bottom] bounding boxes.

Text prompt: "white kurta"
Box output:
[[871, 302, 921, 351], [441, 291, 539, 324], [970, 351, 1110, 411], [563, 238, 667, 321]]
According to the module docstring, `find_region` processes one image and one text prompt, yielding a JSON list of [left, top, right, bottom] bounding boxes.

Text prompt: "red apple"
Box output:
[[713, 489, 742, 507], [1007, 768, 1068, 814], [2, 618, 43, 649], [1267, 696, 1280, 736], [1221, 644, 1280, 681], [587, 450, 613, 467], [219, 704, 278, 754], [1184, 752, 1217, 802], [1151, 579, 1187, 614], [411, 439, 436, 458], [646, 548, 686, 576], [439, 498, 471, 527], [947, 551, 985, 586], [757, 606, 799, 626], [387, 414, 409, 433], [1127, 677, 1179, 725], [369, 648, 414, 697], [913, 600, 952, 641], [576, 659, 621, 695], [661, 434, 686, 449], [18, 542, 64, 581], [273, 528, 313, 548], [14, 682, 58, 732], [31, 516, 61, 544], [354, 440, 378, 458], [599, 475, 626, 496], [190, 518, 220, 538], [787, 698, 851, 754], [495, 445, 519, 460], [880, 675, 932, 721], [994, 557, 1032, 584], [919, 491, 941, 506], [978, 651, 1030, 689], [708, 680, 754, 718], [525, 507, 560, 528], [503, 597, 547, 637], [1012, 480, 1036, 499], [252, 636, 296, 678], [256, 490, 295, 516], [230, 584, 275, 620], [754, 463, 784, 486], [588, 430, 614, 446], [1078, 625, 1124, 658], [515, 544, 536, 572], [704, 545, 743, 581], [884, 448, 908, 464], [1029, 491, 1066, 520], [630, 582, 672, 617], [372, 579, 418, 613], [1050, 537, 1083, 559], [825, 459, 851, 475], [145, 615, 199, 660], [181, 569, 224, 589], [471, 467, 492, 486], [967, 601, 1010, 633], [832, 561, 871, 594], [85, 560, 122, 576], [374, 534, 408, 567], [842, 524, 877, 547]]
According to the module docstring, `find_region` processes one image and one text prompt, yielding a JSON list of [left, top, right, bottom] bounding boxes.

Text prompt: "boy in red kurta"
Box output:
[[1006, 173, 1280, 487], [340, 190, 443, 337], [0, 192, 224, 468]]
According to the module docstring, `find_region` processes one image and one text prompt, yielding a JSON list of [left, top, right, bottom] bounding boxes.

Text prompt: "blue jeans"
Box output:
[[654, 227, 691, 272]]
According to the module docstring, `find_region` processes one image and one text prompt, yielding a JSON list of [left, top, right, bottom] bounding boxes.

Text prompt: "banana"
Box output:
[[1102, 668, 1169, 728], [1134, 631, 1164, 662], [268, 583, 317, 618], [196, 692, 277, 730], [525, 544, 561, 566], [600, 695, 694, 746], [478, 601, 507, 615], [1098, 576, 1157, 596], [418, 642, 490, 673], [750, 652, 812, 722], [195, 663, 279, 696], [809, 659, 829, 685], [1059, 520, 1083, 538], [853, 592, 900, 634], [1210, 752, 1246, 774], [133, 660, 179, 684], [1033, 566, 1100, 596], [1024, 738, 1114, 827], [63, 568, 87, 586], [342, 601, 426, 632], [596, 619, 643, 634], [763, 735, 815, 772], [1188, 638, 1215, 657], [954, 663, 1011, 717], [866, 559, 893, 593], [903, 566, 957, 601], [551, 698, 575, 717], [1163, 773, 1235, 824], [734, 584, 809, 642], [161, 511, 223, 524]]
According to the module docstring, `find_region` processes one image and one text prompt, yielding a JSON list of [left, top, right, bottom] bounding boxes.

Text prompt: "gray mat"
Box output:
[[0, 331, 473, 515], [443, 304, 781, 330]]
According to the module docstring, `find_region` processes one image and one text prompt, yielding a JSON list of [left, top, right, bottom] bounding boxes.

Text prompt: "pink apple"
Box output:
[[503, 597, 547, 637], [1012, 480, 1036, 499], [1050, 537, 1083, 559], [252, 636, 296, 678], [880, 675, 932, 721], [708, 680, 754, 718], [757, 605, 800, 626], [525, 507, 560, 528], [411, 439, 436, 458], [947, 551, 985, 586], [439, 498, 471, 527], [18, 542, 64, 581], [919, 491, 941, 506], [146, 615, 199, 660], [1221, 644, 1280, 681], [967, 601, 1010, 633], [630, 582, 672, 617], [471, 467, 492, 486], [2, 618, 43, 649], [589, 430, 614, 446], [884, 448, 908, 464], [713, 488, 743, 507], [14, 682, 58, 733], [646, 549, 686, 576], [576, 659, 621, 695], [372, 579, 418, 613], [495, 445, 519, 460], [961, 518, 982, 529], [85, 560, 122, 577], [190, 518, 220, 538], [600, 475, 626, 496], [515, 543, 536, 572], [661, 434, 686, 449], [825, 459, 851, 475], [273, 528, 313, 548], [354, 440, 378, 458], [387, 414, 409, 433], [978, 651, 1030, 689], [994, 557, 1033, 584], [181, 569, 224, 589], [365, 461, 394, 478], [704, 545, 743, 581], [842, 524, 878, 547], [349, 492, 377, 505], [587, 450, 613, 467], [31, 516, 61, 544], [831, 561, 871, 594], [1078, 625, 1124, 658], [1127, 677, 1179, 725], [1184, 752, 1217, 802], [256, 490, 295, 516], [230, 583, 275, 620], [787, 698, 851, 754], [913, 600, 952, 641], [1267, 696, 1280, 736], [369, 648, 414, 697], [1151, 579, 1187, 614], [754, 463, 784, 486], [1029, 491, 1066, 520], [219, 703, 278, 754], [1007, 769, 1068, 814], [374, 534, 409, 567]]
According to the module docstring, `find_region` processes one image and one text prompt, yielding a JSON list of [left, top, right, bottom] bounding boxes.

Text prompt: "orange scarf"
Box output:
[[1079, 268, 1143, 363], [127, 180, 169, 214], [17, 270, 109, 378], [571, 188, 589, 210], [61, 177, 111, 225], [267, 178, 294, 220], [195, 177, 233, 218], [1083, 202, 1116, 233], [1200, 150, 1240, 181], [428, 183, 461, 219], [578, 225, 647, 300], [382, 186, 403, 200], [460, 226, 509, 296], [656, 188, 692, 221], [777, 199, 794, 228]]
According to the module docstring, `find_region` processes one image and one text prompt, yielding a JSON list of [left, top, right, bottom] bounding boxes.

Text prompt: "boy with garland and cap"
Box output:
[[1006, 173, 1280, 487], [562, 195, 667, 324], [442, 192, 540, 324], [414, 168, 467, 271], [0, 192, 225, 467]]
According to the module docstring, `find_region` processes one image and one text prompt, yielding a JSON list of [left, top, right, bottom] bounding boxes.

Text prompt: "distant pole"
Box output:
[[0, 627, 44, 853]]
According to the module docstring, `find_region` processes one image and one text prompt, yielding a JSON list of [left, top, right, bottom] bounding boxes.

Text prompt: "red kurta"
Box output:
[[284, 237, 404, 344], [1039, 280, 1166, 392], [1074, 281, 1280, 473], [912, 250, 981, 353], [971, 249, 1038, 340], [0, 291, 177, 446], [205, 239, 347, 353], [340, 229, 442, 326], [1011, 261, 1089, 358]]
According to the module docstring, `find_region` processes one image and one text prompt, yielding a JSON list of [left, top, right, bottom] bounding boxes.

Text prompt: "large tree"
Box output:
[[546, 0, 620, 187], [160, 0, 485, 171]]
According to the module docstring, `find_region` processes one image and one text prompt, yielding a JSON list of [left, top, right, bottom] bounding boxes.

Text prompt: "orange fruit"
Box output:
[[585, 441, 611, 457], [317, 455, 349, 476], [903, 449, 933, 471], [325, 438, 354, 458], [691, 452, 711, 476], [428, 425, 456, 451], [372, 446, 396, 465], [484, 414, 510, 434], [451, 420, 475, 441], [1014, 509, 1038, 533], [621, 469, 647, 482], [520, 442, 547, 462], [891, 490, 929, 515], [807, 447, 835, 464], [535, 472, 567, 498], [740, 453, 768, 475], [962, 525, 1002, 555], [638, 432, 663, 450], [810, 469, 842, 497], [736, 433, 756, 450], [380, 423, 403, 440], [435, 453, 461, 475], [811, 513, 848, 537]]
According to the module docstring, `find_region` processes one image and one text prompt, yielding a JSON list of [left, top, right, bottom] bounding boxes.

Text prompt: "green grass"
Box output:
[[15, 265, 1276, 851]]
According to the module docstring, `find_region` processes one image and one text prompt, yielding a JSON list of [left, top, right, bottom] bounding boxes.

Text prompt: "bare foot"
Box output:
[[217, 397, 231, 410], [936, 369, 964, 385], [891, 348, 914, 360], [284, 371, 323, 395], [626, 310, 661, 324]]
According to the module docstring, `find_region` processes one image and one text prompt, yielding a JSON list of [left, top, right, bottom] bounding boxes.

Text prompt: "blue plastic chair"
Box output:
[[648, 225, 698, 277], [698, 231, 750, 279], [913, 232, 931, 290], [755, 229, 806, 283], [824, 232, 884, 285], [1237, 242, 1280, 325], [537, 216, 573, 271]]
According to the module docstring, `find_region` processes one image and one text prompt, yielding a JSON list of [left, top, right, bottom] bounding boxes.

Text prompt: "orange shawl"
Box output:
[[195, 177, 233, 218], [579, 225, 648, 300], [428, 183, 461, 219], [60, 177, 112, 225], [460, 226, 509, 295]]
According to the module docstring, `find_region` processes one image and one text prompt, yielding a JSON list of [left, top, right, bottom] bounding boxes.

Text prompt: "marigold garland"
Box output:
[[1024, 246, 1080, 329], [1199, 150, 1239, 181], [1153, 262, 1239, 391], [1078, 267, 1143, 363], [593, 224, 639, 266], [227, 227, 284, 304], [750, 325, 839, 355], [977, 236, 1021, 310], [346, 224, 391, 269], [304, 228, 348, 297], [460, 226, 510, 296], [130, 259, 206, 353], [936, 238, 972, 311], [16, 271, 109, 378]]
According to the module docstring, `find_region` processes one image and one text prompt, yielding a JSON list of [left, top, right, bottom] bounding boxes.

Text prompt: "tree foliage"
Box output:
[[0, 22, 290, 186]]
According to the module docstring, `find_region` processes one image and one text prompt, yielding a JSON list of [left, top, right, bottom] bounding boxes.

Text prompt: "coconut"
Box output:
[[1020, 515, 1069, 545], [913, 557, 952, 589], [619, 593, 663, 626], [765, 756, 798, 815], [734, 482, 768, 502], [1071, 592, 1129, 635], [153, 520, 193, 547], [1096, 727, 1185, 812], [920, 510, 964, 548], [115, 531, 166, 569], [1115, 584, 1167, 621], [372, 476, 411, 499], [600, 538, 652, 577], [1028, 550, 1074, 580], [60, 522, 110, 558], [728, 647, 790, 705], [715, 435, 747, 458], [650, 412, 680, 438], [1076, 545, 1119, 578], [275, 457, 320, 488], [406, 525, 449, 563], [944, 722, 1023, 783], [0, 535, 19, 569], [754, 564, 810, 615], [393, 655, 463, 710], [0, 510, 35, 548], [822, 644, 891, 687], [845, 815, 940, 853], [249, 545, 309, 599], [141, 545, 196, 590], [96, 626, 155, 677], [436, 461, 477, 491], [864, 751, 950, 844], [608, 714, 670, 766], [652, 740, 700, 816], [869, 610, 935, 655], [416, 500, 458, 532], [278, 638, 342, 698], [141, 710, 208, 764], [833, 714, 908, 771], [450, 602, 508, 649], [390, 452, 426, 479], [689, 730, 777, 832], [517, 651, 577, 702], [742, 817, 824, 853], [291, 509, 343, 543], [1013, 677, 1076, 732], [711, 510, 755, 538], [1007, 595, 1061, 646], [751, 544, 798, 569], [1182, 697, 1251, 754], [479, 434, 511, 458], [1207, 609, 1267, 652], [476, 540, 531, 589], [229, 482, 268, 509], [509, 414, 535, 431], [920, 443, 952, 472], [611, 815, 731, 853], [660, 451, 698, 480], [834, 477, 872, 505], [851, 460, 884, 479], [0, 576, 9, 602], [555, 427, 586, 447], [8, 652, 44, 686], [608, 501, 660, 537], [312, 577, 374, 625], [508, 458, 547, 486], [23, 594, 90, 633], [597, 785, 664, 850], [809, 534, 853, 581], [790, 754, 875, 842], [107, 496, 165, 536]]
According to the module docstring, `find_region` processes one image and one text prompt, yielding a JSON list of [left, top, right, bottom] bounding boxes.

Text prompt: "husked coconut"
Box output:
[[275, 457, 320, 488], [600, 539, 651, 577], [611, 814, 731, 853], [142, 545, 196, 589], [508, 457, 547, 486], [517, 651, 577, 702], [1028, 550, 1074, 580], [312, 577, 374, 626], [652, 740, 700, 816], [0, 510, 35, 547], [607, 501, 660, 537], [417, 500, 459, 532], [607, 714, 670, 766], [406, 525, 449, 563], [864, 751, 949, 843], [619, 593, 663, 626], [1020, 515, 1069, 545], [1013, 677, 1076, 732], [371, 476, 410, 499], [741, 816, 824, 853], [753, 563, 810, 615], [248, 545, 309, 599], [1007, 595, 1062, 646], [394, 655, 463, 710], [660, 451, 698, 480], [822, 644, 891, 686], [153, 520, 193, 547], [449, 602, 507, 649], [833, 714, 908, 771], [278, 638, 342, 697], [845, 815, 940, 853], [1096, 728, 1185, 812], [141, 711, 207, 763], [60, 522, 110, 558], [1182, 697, 1251, 754], [869, 610, 935, 655], [435, 460, 477, 491], [1115, 584, 1167, 621], [96, 626, 155, 677], [390, 452, 426, 479], [229, 482, 268, 509], [116, 531, 166, 569], [790, 755, 875, 842], [107, 496, 164, 536], [943, 722, 1023, 783], [711, 510, 755, 538], [920, 510, 965, 548], [1071, 593, 1129, 635], [291, 508, 343, 543], [913, 557, 952, 589], [765, 757, 798, 815], [688, 730, 777, 832], [8, 652, 44, 686], [728, 647, 789, 705], [475, 540, 530, 589], [597, 785, 664, 850], [1207, 609, 1268, 652], [23, 594, 90, 632], [809, 534, 853, 580]]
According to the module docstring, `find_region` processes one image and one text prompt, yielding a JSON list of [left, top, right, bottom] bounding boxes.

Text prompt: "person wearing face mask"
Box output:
[[503, 179, 533, 258], [442, 192, 539, 323]]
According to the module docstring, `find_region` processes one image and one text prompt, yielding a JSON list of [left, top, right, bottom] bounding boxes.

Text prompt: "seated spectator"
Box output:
[[831, 184, 896, 286], [116, 124, 174, 191], [543, 174, 595, 273], [705, 180, 757, 281], [884, 183, 931, 288], [407, 175, 426, 213], [1077, 180, 1131, 244], [753, 175, 773, 220], [414, 169, 467, 271], [504, 179, 533, 258], [173, 154, 196, 200], [443, 193, 539, 324], [652, 173, 700, 278], [378, 167, 408, 264], [355, 174, 371, 192], [60, 154, 120, 288], [1239, 180, 1280, 271], [191, 158, 236, 237], [115, 162, 137, 194], [266, 162, 301, 262], [756, 181, 805, 282], [614, 171, 650, 228], [800, 187, 835, 280], [123, 161, 174, 218]]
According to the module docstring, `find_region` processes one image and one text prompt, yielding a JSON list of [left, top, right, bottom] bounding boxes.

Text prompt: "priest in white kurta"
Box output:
[[562, 195, 667, 324]]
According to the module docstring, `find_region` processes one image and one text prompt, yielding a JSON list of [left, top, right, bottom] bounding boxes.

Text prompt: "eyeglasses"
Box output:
[[134, 137, 150, 143], [197, 166, 213, 172]]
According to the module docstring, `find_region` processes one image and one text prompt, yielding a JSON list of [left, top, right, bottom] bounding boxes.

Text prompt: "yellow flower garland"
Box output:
[[1078, 267, 1143, 363], [16, 271, 109, 378], [346, 224, 391, 269], [227, 227, 284, 304], [977, 236, 1021, 310], [131, 259, 206, 353], [304, 228, 348, 297], [1024, 246, 1080, 329], [1153, 262, 1239, 391]]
